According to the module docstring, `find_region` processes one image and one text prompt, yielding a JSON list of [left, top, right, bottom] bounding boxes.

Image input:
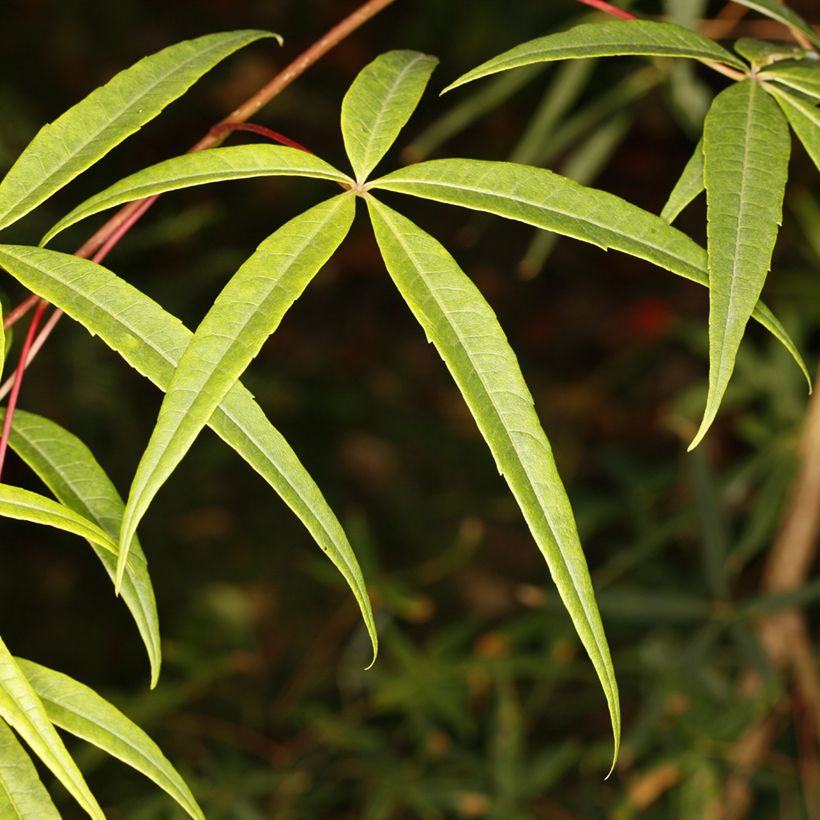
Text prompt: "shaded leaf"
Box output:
[[0, 409, 160, 688], [661, 138, 704, 223], [443, 21, 745, 93], [342, 50, 438, 183], [0, 244, 378, 662], [43, 145, 351, 245], [17, 659, 203, 820], [770, 87, 820, 171], [760, 61, 820, 101], [369, 159, 808, 386], [730, 1, 820, 49], [734, 37, 811, 69], [0, 31, 275, 231], [0, 638, 102, 819], [692, 80, 790, 449], [0, 720, 60, 819], [367, 196, 620, 770], [118, 193, 356, 588]]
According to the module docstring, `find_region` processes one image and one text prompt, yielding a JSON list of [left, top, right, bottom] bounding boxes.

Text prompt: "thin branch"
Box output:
[[3, 294, 39, 331], [575, 0, 638, 20]]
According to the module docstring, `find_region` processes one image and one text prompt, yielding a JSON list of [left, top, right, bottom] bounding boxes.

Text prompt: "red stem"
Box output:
[[0, 299, 49, 479], [3, 294, 40, 330], [575, 0, 638, 20], [208, 123, 313, 154]]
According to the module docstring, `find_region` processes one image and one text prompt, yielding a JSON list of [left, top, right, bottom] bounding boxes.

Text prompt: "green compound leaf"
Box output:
[[42, 145, 351, 246], [366, 196, 620, 772], [0, 31, 275, 232], [0, 409, 160, 688], [734, 37, 811, 69], [17, 659, 203, 820], [730, 1, 820, 49], [368, 159, 808, 386], [0, 483, 119, 558], [118, 193, 356, 591], [760, 61, 820, 101], [661, 138, 704, 223], [0, 638, 103, 820], [443, 21, 746, 93], [342, 50, 438, 183], [0, 243, 378, 664], [0, 719, 60, 819], [691, 81, 791, 450], [769, 87, 820, 171]]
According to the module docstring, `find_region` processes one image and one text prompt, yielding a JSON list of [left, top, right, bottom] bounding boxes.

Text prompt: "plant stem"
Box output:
[[575, 0, 638, 20], [3, 294, 39, 330]]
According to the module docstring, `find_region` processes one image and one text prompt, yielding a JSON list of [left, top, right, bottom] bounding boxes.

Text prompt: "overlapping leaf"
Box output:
[[442, 21, 746, 93], [369, 158, 808, 385], [661, 138, 704, 223], [730, 1, 820, 49], [770, 87, 820, 171], [0, 31, 275, 231], [17, 659, 203, 820], [367, 196, 620, 769], [692, 81, 790, 449], [43, 145, 351, 245], [341, 50, 438, 183], [760, 62, 820, 101], [118, 193, 356, 588], [0, 638, 102, 819], [0, 720, 60, 819], [0, 244, 378, 662], [0, 409, 160, 687]]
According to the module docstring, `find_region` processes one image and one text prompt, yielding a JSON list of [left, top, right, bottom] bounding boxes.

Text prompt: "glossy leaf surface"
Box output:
[[0, 31, 274, 231], [367, 196, 620, 770]]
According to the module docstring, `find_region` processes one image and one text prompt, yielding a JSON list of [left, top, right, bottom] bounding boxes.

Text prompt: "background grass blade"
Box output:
[[769, 86, 820, 172], [17, 659, 203, 820], [0, 31, 275, 231], [0, 720, 60, 819], [369, 158, 808, 386], [0, 638, 103, 819], [43, 145, 351, 245], [729, 0, 820, 49], [691, 81, 791, 449], [0, 244, 378, 663], [661, 138, 704, 223], [342, 50, 438, 183], [367, 196, 620, 771], [0, 409, 160, 688], [442, 21, 745, 93]]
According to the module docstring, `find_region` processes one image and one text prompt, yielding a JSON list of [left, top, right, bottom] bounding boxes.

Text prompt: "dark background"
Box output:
[[1, 1, 820, 817]]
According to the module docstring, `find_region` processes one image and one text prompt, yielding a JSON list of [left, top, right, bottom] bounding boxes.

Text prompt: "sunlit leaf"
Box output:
[[43, 145, 351, 245], [367, 195, 620, 771], [661, 138, 704, 223], [691, 81, 790, 449], [730, 1, 820, 49], [770, 87, 820, 171], [0, 31, 275, 231], [0, 409, 160, 688], [760, 61, 820, 101], [0, 719, 60, 819], [342, 50, 438, 182], [17, 659, 203, 820], [369, 158, 808, 386], [443, 21, 745, 93], [0, 244, 378, 662], [0, 638, 103, 819]]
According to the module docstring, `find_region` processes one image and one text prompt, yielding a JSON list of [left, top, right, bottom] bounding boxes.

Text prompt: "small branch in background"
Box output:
[[208, 122, 313, 153], [3, 294, 39, 330], [707, 3, 750, 40], [575, 0, 638, 20]]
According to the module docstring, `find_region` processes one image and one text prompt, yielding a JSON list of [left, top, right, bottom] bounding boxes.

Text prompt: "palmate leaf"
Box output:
[[341, 50, 438, 183], [661, 138, 704, 223], [368, 159, 809, 386], [0, 638, 102, 819], [442, 21, 746, 94], [760, 62, 820, 101], [733, 37, 811, 69], [17, 659, 203, 820], [118, 193, 355, 589], [692, 80, 791, 449], [0, 409, 160, 688], [769, 87, 820, 171], [0, 720, 60, 819], [42, 145, 352, 246], [0, 244, 378, 662], [730, 0, 820, 49], [366, 196, 620, 770], [0, 31, 275, 232]]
